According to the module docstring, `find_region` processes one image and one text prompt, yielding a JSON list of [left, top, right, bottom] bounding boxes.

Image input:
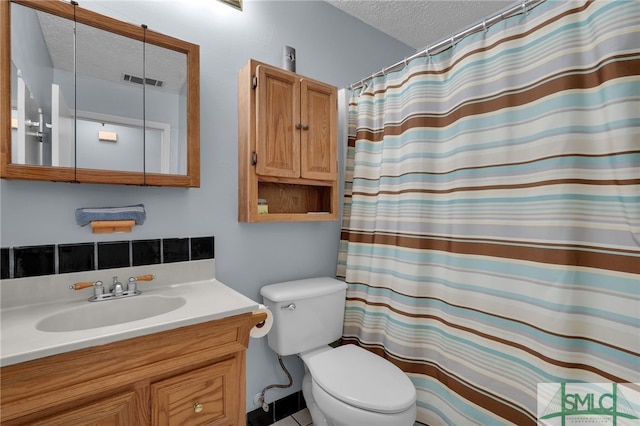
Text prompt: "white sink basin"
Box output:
[[36, 295, 187, 332]]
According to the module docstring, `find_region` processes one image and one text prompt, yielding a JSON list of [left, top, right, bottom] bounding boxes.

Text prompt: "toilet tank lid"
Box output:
[[260, 277, 347, 302]]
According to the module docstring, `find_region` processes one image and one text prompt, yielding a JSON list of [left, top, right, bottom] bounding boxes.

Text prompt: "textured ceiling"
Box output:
[[326, 0, 516, 50]]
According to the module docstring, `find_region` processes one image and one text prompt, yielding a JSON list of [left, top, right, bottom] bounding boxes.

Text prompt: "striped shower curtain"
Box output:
[[337, 1, 639, 425]]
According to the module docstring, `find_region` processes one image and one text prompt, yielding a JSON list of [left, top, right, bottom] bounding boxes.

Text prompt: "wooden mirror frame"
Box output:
[[0, 0, 200, 187]]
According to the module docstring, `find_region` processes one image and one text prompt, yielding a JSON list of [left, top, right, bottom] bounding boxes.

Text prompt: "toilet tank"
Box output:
[[260, 277, 347, 356]]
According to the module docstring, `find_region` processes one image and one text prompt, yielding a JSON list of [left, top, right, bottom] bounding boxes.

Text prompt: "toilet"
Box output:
[[260, 277, 417, 426]]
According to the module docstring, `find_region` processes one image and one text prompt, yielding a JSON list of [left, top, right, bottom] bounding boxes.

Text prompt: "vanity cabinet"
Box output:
[[238, 59, 338, 222], [0, 312, 265, 425]]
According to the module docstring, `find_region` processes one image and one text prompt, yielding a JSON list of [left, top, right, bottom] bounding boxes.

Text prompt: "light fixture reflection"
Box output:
[[98, 130, 118, 142]]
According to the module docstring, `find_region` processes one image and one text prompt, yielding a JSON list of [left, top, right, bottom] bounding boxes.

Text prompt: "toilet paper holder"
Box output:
[[250, 304, 273, 338], [251, 307, 269, 327]]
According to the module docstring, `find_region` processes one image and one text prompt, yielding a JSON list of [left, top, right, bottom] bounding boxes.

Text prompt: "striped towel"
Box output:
[[75, 204, 146, 226]]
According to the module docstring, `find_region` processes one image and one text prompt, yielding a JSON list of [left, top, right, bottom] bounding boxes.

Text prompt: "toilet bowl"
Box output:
[[300, 345, 417, 426], [260, 277, 417, 426]]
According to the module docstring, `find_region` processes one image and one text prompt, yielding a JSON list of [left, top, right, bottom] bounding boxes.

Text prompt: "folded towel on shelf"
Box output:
[[75, 204, 146, 226]]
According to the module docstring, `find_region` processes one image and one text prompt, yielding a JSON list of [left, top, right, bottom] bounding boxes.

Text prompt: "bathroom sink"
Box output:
[[36, 295, 187, 332], [2, 271, 260, 366]]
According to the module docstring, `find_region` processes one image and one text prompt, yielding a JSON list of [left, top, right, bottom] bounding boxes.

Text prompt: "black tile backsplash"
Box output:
[[132, 239, 161, 266], [1, 248, 10, 279], [14, 245, 56, 278], [98, 241, 131, 270], [59, 243, 95, 274], [163, 238, 190, 263], [191, 236, 215, 260], [0, 236, 214, 279]]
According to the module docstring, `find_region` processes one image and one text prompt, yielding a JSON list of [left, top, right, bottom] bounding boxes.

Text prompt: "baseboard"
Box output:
[[246, 390, 307, 426]]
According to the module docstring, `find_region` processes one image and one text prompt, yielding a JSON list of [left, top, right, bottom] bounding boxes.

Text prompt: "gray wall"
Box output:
[[0, 0, 414, 412]]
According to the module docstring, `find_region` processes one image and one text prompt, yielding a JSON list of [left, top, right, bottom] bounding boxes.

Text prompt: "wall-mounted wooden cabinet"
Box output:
[[238, 59, 338, 222]]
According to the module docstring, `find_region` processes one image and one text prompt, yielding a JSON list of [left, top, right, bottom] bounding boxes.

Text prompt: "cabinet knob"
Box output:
[[302, 124, 309, 130], [295, 123, 302, 129], [194, 402, 204, 413]]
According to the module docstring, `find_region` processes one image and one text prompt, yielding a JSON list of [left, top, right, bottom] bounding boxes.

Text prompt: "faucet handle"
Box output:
[[70, 280, 104, 297], [127, 275, 154, 294], [70, 281, 96, 290], [134, 274, 155, 281]]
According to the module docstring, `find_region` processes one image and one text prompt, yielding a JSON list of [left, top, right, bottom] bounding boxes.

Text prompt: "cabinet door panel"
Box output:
[[300, 79, 336, 180], [256, 65, 300, 178], [151, 358, 239, 426]]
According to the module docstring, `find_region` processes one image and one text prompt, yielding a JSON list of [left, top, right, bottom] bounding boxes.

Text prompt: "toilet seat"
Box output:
[[304, 344, 416, 414]]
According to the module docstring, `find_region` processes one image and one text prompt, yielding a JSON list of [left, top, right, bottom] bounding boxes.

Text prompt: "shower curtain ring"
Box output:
[[483, 20, 487, 32], [522, 0, 527, 15]]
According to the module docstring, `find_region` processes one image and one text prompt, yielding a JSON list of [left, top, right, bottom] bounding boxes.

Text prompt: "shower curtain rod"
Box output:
[[348, 0, 545, 91]]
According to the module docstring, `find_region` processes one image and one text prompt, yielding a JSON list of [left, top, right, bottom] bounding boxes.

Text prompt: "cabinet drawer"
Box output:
[[151, 358, 239, 426]]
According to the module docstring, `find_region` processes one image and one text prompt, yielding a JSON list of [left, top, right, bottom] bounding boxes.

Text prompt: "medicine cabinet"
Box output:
[[1, 0, 200, 187], [238, 59, 338, 222]]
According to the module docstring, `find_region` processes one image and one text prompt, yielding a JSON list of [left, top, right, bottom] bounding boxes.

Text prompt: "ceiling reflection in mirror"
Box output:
[[9, 1, 189, 176]]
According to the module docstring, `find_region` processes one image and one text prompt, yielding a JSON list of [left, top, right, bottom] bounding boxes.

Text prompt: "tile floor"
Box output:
[[272, 408, 312, 426]]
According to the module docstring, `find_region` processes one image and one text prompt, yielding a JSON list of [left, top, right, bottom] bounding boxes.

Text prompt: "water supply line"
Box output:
[[257, 354, 293, 412]]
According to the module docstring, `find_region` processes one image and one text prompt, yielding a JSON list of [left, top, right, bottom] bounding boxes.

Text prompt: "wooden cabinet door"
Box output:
[[151, 358, 240, 426], [256, 65, 300, 178], [26, 391, 138, 426], [300, 78, 337, 181]]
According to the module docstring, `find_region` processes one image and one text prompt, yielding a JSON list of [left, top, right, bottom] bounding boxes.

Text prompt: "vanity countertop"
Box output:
[[0, 260, 259, 367]]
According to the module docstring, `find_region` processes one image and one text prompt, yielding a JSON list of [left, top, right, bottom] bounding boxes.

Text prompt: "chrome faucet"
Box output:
[[70, 274, 155, 302], [111, 276, 124, 296]]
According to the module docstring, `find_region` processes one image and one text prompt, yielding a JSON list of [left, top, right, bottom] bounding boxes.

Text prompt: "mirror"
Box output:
[[1, 0, 200, 187]]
